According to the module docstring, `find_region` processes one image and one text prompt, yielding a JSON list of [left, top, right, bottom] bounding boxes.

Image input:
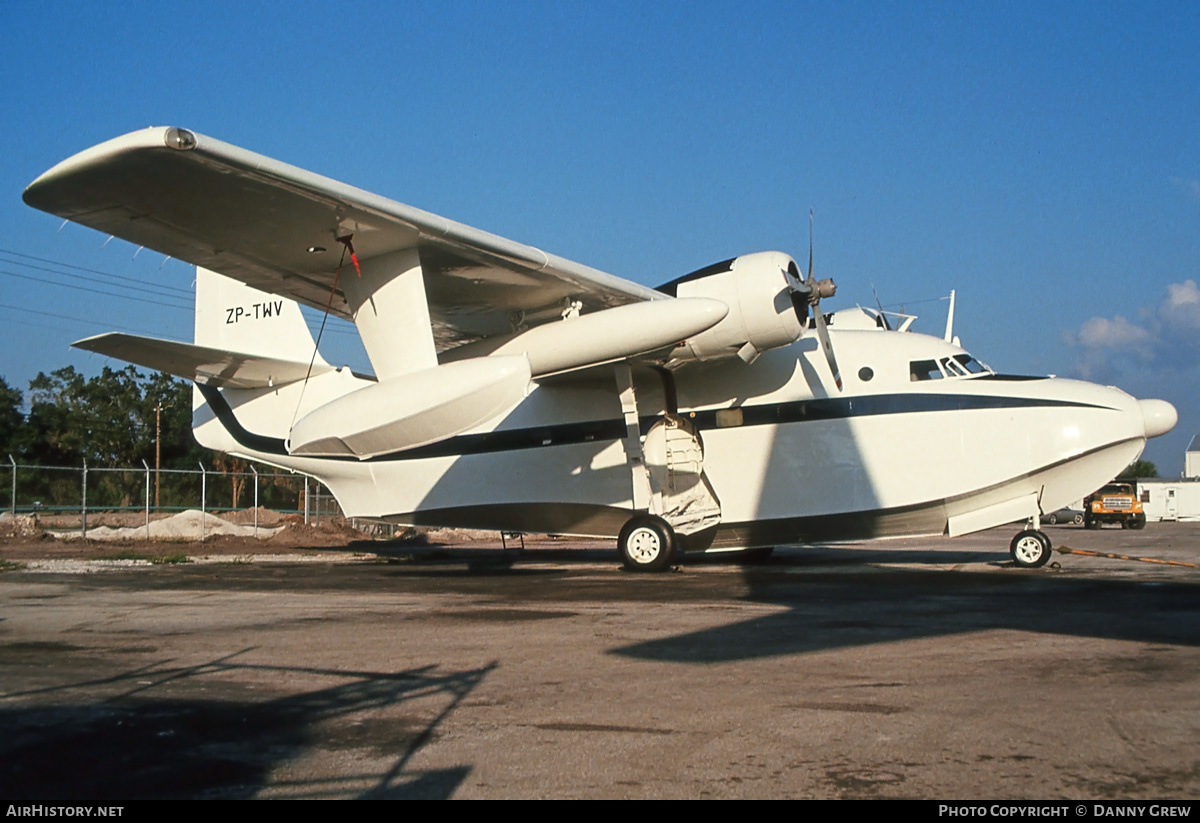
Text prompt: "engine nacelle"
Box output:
[[663, 251, 807, 363]]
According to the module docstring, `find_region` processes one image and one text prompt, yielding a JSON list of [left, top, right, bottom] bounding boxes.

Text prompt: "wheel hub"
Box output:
[[1014, 536, 1044, 564], [627, 527, 662, 564]]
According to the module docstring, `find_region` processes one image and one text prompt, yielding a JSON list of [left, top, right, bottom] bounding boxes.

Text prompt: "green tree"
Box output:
[[144, 373, 204, 470], [11, 365, 301, 512], [24, 366, 88, 465], [20, 367, 216, 508], [0, 376, 23, 457], [1118, 459, 1158, 480]]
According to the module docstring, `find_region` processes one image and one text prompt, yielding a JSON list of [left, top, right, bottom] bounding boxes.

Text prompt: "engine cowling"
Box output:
[[663, 251, 808, 363]]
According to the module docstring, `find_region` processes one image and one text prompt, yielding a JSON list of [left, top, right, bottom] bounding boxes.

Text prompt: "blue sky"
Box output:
[[1, 0, 1197, 472]]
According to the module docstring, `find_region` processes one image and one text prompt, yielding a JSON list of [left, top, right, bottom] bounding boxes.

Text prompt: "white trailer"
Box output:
[[1136, 478, 1200, 522]]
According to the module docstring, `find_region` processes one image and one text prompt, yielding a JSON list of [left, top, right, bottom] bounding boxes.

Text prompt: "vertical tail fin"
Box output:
[[195, 267, 326, 367], [191, 267, 349, 455]]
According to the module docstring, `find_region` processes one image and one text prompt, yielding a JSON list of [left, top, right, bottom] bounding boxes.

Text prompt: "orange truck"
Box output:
[[1083, 483, 1146, 530]]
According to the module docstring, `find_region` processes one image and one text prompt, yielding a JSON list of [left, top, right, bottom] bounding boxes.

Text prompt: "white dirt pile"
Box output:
[[52, 510, 284, 541]]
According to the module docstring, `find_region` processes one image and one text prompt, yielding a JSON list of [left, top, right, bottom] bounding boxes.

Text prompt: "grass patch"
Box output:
[[150, 553, 191, 565], [110, 550, 191, 565], [0, 559, 26, 572]]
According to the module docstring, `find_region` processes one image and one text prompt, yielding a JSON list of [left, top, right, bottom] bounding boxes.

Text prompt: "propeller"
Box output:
[[802, 210, 842, 391], [871, 283, 892, 331]]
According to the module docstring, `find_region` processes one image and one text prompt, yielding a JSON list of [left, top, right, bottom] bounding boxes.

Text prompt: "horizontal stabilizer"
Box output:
[[72, 332, 334, 389]]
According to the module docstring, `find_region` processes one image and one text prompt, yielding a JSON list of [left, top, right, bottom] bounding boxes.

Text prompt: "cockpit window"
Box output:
[[953, 354, 990, 374], [909, 360, 944, 381], [942, 357, 969, 377], [910, 354, 993, 382]]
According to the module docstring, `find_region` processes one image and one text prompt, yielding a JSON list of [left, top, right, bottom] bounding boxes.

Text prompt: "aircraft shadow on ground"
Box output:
[[0, 649, 495, 799], [301, 538, 1200, 665], [333, 537, 990, 572], [613, 559, 1200, 662]]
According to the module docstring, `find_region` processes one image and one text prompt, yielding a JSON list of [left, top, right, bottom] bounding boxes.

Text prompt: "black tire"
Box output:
[[1085, 516, 1100, 530], [618, 515, 676, 572], [1010, 529, 1053, 568], [1046, 513, 1059, 525], [1072, 513, 1084, 526], [1130, 514, 1147, 530]]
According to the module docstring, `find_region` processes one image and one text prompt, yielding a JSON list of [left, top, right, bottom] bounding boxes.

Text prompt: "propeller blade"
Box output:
[[804, 208, 841, 390], [871, 283, 891, 331], [807, 209, 814, 282], [814, 306, 843, 391]]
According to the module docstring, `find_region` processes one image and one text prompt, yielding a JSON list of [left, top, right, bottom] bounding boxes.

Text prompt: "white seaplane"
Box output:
[[24, 127, 1178, 571]]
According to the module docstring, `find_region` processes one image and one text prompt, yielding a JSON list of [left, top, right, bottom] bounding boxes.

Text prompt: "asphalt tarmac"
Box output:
[[2, 523, 1199, 799]]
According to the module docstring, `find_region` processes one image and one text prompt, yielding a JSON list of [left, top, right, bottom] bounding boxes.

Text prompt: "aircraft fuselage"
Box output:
[[195, 323, 1164, 553]]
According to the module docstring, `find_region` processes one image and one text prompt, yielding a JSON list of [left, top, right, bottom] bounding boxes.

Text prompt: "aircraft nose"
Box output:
[[1139, 399, 1178, 438]]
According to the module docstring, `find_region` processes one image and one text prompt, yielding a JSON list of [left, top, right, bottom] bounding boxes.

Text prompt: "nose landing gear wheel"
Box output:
[[1010, 529, 1052, 568], [618, 515, 676, 572]]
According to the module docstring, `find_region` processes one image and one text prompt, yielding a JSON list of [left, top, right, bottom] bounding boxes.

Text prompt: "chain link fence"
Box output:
[[2, 457, 340, 538]]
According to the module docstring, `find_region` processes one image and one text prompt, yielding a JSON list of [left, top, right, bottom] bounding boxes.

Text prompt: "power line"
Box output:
[[0, 267, 192, 310], [0, 302, 180, 337], [2, 248, 365, 337], [0, 248, 193, 296]]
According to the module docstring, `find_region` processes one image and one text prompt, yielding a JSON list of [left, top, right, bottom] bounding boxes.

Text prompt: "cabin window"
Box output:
[[909, 360, 944, 381], [716, 408, 744, 428], [858, 366, 874, 382]]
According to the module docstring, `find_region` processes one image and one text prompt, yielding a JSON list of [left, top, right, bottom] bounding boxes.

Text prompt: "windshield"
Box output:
[[909, 353, 993, 381], [953, 354, 991, 374]]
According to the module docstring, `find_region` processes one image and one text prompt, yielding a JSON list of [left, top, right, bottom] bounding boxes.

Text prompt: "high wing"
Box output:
[[23, 127, 666, 350]]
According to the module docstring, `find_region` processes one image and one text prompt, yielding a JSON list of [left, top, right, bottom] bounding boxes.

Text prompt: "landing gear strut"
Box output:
[[1010, 529, 1053, 568]]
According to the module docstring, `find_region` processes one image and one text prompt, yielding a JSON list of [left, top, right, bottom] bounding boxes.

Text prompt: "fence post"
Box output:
[[9, 455, 15, 518], [142, 459, 150, 538], [304, 476, 310, 525], [198, 461, 206, 543], [251, 466, 259, 539], [81, 459, 87, 540]]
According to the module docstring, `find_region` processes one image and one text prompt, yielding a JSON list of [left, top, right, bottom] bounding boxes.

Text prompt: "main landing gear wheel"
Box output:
[[618, 515, 676, 572], [1010, 529, 1053, 568]]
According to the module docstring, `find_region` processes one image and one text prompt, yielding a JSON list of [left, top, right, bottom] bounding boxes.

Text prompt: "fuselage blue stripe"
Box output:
[[198, 384, 1112, 463]]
